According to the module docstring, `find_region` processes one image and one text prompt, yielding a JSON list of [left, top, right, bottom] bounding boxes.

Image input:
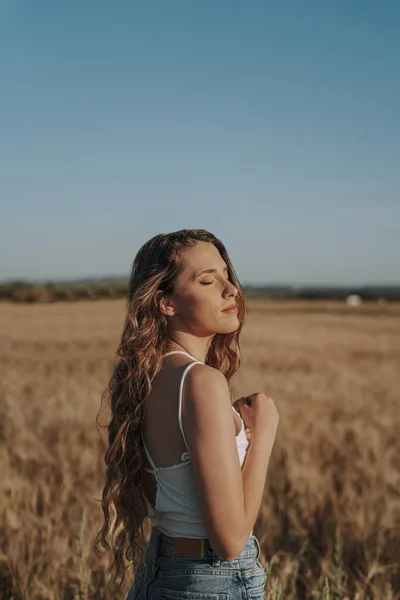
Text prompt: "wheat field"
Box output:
[[0, 299, 399, 600]]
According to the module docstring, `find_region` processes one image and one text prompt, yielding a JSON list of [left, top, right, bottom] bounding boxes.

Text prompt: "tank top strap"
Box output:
[[162, 350, 204, 458], [141, 351, 204, 471], [178, 361, 203, 456]]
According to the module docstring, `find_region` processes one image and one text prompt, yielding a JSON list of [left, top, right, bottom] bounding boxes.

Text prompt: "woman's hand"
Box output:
[[233, 393, 279, 443]]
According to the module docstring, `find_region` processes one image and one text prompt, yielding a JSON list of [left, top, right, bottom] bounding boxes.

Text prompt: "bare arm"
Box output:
[[183, 365, 275, 561], [236, 433, 274, 555]]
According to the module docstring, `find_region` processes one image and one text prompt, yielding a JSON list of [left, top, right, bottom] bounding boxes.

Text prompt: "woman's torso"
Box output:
[[140, 350, 249, 529], [128, 351, 265, 599]]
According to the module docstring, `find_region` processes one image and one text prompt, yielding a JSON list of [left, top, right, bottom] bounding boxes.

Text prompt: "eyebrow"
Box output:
[[194, 266, 229, 278]]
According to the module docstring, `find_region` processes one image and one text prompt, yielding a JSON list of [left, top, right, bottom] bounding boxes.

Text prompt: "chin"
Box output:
[[220, 322, 240, 334]]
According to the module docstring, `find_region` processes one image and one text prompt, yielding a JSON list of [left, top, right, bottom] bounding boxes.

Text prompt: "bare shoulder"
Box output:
[[185, 362, 228, 392], [183, 363, 231, 418]]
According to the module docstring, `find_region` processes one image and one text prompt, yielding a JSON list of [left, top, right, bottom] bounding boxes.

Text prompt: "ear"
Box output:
[[155, 290, 177, 317]]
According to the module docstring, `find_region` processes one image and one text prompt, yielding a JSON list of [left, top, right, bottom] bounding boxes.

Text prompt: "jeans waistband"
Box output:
[[146, 527, 261, 567]]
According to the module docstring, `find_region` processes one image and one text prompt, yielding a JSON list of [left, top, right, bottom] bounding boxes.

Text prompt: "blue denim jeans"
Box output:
[[126, 527, 266, 599]]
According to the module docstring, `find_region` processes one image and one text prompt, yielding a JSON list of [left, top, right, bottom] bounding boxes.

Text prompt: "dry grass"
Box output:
[[0, 299, 399, 600]]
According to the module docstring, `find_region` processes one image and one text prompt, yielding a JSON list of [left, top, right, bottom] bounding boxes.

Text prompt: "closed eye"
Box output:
[[200, 277, 230, 286]]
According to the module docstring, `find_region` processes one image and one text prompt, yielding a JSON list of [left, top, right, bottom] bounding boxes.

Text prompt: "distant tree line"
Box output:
[[0, 280, 399, 303], [245, 285, 400, 301]]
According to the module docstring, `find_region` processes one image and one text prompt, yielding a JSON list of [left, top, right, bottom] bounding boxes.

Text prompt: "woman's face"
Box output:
[[162, 241, 239, 336]]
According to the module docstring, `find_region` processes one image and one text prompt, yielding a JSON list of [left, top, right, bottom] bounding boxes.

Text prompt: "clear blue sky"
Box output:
[[1, 1, 399, 285]]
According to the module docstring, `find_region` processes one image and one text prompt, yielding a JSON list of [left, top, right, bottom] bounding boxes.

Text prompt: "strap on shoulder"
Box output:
[[178, 361, 202, 453]]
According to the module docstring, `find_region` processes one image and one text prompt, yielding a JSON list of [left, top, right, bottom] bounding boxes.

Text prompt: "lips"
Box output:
[[222, 304, 237, 311]]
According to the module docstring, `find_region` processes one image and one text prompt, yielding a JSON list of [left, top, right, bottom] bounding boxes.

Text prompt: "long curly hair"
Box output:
[[94, 228, 248, 589]]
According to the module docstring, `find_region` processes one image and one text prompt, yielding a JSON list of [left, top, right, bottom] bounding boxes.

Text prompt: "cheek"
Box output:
[[178, 291, 205, 315], [179, 286, 219, 317], [187, 294, 217, 319]]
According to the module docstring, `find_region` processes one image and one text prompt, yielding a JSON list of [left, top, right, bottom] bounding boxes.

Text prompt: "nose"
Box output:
[[224, 281, 238, 297]]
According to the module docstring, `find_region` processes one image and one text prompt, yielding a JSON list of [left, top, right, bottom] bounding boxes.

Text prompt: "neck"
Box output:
[[165, 340, 209, 363]]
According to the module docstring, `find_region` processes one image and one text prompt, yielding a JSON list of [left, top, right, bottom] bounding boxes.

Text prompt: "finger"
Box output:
[[233, 398, 243, 411]]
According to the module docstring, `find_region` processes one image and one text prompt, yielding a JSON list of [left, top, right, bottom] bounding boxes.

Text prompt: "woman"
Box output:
[[95, 228, 279, 599]]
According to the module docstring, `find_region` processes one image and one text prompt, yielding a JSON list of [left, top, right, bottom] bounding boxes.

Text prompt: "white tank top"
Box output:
[[140, 349, 251, 538]]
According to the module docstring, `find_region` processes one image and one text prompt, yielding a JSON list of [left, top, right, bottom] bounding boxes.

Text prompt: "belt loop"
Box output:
[[200, 538, 205, 558], [153, 529, 162, 578], [152, 528, 161, 562], [158, 528, 163, 558], [212, 540, 221, 567], [253, 535, 261, 561]]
